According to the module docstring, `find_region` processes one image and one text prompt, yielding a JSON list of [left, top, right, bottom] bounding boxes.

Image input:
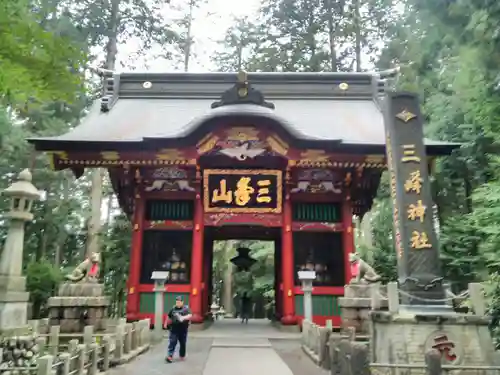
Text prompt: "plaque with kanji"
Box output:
[[203, 169, 283, 213]]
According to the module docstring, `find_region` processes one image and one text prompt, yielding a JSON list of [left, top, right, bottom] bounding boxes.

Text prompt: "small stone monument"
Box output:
[[151, 270, 169, 338], [298, 270, 316, 322], [338, 253, 386, 336], [48, 252, 110, 333], [0, 169, 40, 334]]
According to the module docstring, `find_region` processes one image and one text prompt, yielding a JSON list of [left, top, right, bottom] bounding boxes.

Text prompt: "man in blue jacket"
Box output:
[[165, 296, 192, 363]]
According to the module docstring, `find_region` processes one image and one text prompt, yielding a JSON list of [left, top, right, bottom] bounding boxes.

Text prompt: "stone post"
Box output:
[[0, 169, 40, 333], [89, 342, 98, 375], [298, 270, 316, 322], [77, 344, 86, 375], [124, 323, 132, 354], [37, 355, 54, 375], [383, 93, 447, 310], [59, 352, 71, 375], [83, 325, 94, 347], [49, 325, 60, 356], [425, 349, 442, 375], [114, 324, 124, 361], [387, 282, 399, 313], [102, 335, 111, 370], [36, 336, 47, 355], [151, 271, 169, 339]]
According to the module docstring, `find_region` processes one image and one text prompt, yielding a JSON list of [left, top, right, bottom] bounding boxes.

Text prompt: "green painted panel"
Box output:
[[139, 292, 190, 314], [145, 200, 194, 221], [292, 203, 341, 223], [294, 295, 340, 316]]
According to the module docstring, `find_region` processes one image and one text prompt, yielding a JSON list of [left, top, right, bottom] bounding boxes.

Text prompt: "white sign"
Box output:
[[151, 271, 170, 281], [298, 271, 316, 281]]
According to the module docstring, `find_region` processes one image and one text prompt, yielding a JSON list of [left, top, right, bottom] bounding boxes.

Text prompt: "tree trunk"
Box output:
[[54, 172, 71, 267], [353, 0, 362, 72], [87, 0, 120, 257], [325, 0, 338, 72], [37, 186, 52, 261], [183, 0, 194, 72], [222, 241, 234, 314]]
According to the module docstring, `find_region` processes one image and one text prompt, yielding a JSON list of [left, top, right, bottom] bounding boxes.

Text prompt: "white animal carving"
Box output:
[[144, 180, 195, 192], [152, 167, 187, 179], [219, 143, 265, 160], [290, 181, 342, 194]]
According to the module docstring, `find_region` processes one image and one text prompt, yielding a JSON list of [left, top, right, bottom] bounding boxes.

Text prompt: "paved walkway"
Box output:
[[109, 319, 328, 375]]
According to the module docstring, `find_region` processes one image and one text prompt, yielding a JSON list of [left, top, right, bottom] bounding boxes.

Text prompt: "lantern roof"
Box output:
[[3, 169, 40, 200]]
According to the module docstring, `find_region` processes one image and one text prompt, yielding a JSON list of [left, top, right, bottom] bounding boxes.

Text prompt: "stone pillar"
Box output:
[[383, 92, 446, 310], [302, 279, 314, 322], [0, 169, 40, 333], [189, 193, 204, 323], [281, 192, 296, 325], [153, 283, 164, 337]]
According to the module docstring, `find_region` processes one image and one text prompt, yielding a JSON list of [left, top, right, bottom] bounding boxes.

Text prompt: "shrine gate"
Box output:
[[27, 71, 456, 327]]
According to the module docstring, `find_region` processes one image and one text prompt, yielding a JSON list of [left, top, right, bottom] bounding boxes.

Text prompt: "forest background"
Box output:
[[2, 0, 500, 343]]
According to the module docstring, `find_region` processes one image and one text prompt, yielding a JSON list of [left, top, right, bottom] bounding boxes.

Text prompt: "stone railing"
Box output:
[[301, 282, 493, 373], [0, 319, 151, 374], [301, 319, 359, 369]]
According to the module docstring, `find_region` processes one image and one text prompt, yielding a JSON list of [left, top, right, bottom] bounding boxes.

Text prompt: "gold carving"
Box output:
[[53, 151, 69, 160], [234, 177, 254, 206], [256, 180, 272, 203], [204, 169, 282, 214], [396, 109, 417, 123], [101, 151, 120, 160], [197, 134, 219, 154], [224, 127, 259, 141], [266, 135, 289, 156], [365, 155, 384, 164], [407, 200, 426, 222], [339, 82, 349, 91], [405, 170, 423, 195], [155, 149, 184, 160], [212, 179, 233, 204], [401, 145, 421, 163], [410, 231, 432, 249], [298, 150, 330, 166]]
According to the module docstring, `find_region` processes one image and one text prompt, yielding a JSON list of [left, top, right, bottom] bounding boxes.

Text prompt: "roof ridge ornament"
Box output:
[[211, 70, 275, 110]]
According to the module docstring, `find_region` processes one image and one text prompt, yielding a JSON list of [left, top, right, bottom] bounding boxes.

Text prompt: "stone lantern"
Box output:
[[0, 169, 40, 332], [4, 169, 40, 222]]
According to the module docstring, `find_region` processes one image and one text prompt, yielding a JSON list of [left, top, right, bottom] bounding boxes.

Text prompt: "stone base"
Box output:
[[0, 301, 29, 332], [48, 282, 109, 333], [339, 284, 387, 336], [371, 311, 499, 369]]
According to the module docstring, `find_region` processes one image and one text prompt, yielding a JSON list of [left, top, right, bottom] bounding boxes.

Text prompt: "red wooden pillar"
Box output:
[[126, 190, 145, 320], [281, 192, 296, 325], [342, 195, 355, 284], [189, 193, 204, 323], [202, 242, 211, 317]]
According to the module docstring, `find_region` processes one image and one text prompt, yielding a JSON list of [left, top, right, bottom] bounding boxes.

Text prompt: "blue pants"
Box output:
[[167, 330, 187, 357]]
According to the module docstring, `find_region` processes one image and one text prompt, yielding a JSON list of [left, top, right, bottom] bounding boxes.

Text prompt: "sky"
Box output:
[[117, 0, 262, 73]]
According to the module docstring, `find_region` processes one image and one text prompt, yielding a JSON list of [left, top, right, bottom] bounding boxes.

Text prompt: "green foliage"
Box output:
[[101, 213, 131, 317], [439, 215, 483, 291], [26, 260, 62, 319], [0, 0, 86, 106]]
